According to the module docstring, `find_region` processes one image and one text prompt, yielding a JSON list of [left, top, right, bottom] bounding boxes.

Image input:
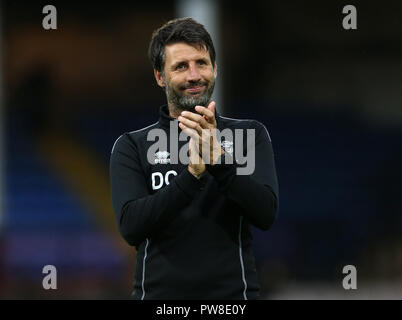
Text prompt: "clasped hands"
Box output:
[[178, 101, 225, 179]]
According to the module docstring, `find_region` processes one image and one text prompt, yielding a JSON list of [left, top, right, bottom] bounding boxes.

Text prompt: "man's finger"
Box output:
[[194, 102, 215, 119], [180, 111, 210, 129], [178, 122, 199, 139], [207, 101, 215, 116], [178, 116, 203, 135], [190, 138, 206, 165]]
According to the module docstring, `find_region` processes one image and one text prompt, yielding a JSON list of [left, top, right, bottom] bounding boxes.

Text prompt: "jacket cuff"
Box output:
[[174, 168, 203, 198], [206, 153, 237, 188]]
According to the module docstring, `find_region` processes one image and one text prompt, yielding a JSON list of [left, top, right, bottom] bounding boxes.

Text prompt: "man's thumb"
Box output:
[[208, 101, 216, 114]]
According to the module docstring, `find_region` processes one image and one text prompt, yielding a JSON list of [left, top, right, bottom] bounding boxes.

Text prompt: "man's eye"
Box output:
[[176, 64, 186, 70], [198, 60, 206, 65]]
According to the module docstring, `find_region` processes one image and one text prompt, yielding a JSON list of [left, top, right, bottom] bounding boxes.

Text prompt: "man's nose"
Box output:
[[186, 63, 201, 82]]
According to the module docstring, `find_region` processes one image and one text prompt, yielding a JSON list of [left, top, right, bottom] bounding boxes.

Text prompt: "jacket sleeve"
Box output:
[[206, 122, 279, 231], [109, 133, 202, 247]]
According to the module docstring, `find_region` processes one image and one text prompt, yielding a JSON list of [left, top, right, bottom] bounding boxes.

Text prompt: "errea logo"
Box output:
[[155, 151, 170, 164]]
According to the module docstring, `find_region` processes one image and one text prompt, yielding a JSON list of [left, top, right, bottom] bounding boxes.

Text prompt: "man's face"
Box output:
[[157, 42, 217, 113]]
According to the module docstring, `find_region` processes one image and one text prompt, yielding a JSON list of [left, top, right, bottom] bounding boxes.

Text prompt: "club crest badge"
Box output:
[[221, 140, 233, 155]]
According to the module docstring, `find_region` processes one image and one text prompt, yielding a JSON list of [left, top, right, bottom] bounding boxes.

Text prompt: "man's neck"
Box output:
[[168, 102, 187, 119], [168, 102, 208, 118]]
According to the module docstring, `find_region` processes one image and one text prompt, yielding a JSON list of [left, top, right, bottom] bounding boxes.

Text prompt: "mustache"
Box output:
[[180, 81, 208, 90]]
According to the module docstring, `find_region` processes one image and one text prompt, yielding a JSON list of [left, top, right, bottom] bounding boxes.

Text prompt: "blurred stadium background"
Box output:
[[1, 0, 402, 299]]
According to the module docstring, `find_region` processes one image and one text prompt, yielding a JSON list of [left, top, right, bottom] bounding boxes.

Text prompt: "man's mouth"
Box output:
[[184, 85, 205, 94]]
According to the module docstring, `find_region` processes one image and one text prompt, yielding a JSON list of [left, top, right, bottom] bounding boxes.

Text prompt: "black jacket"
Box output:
[[109, 105, 279, 300]]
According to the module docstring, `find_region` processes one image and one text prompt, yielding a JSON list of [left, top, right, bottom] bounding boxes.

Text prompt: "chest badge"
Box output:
[[154, 151, 171, 164], [221, 140, 233, 155]]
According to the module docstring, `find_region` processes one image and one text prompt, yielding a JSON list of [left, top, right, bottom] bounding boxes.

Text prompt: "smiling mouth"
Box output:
[[184, 86, 205, 94]]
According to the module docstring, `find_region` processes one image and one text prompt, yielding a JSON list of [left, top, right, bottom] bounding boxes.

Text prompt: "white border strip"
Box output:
[[141, 238, 150, 300], [0, 4, 4, 230], [239, 216, 248, 300]]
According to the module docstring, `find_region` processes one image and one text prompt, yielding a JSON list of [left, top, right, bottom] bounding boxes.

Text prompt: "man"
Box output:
[[110, 17, 279, 300]]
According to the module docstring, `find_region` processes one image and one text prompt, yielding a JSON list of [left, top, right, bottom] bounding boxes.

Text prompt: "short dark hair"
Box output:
[[148, 17, 216, 73]]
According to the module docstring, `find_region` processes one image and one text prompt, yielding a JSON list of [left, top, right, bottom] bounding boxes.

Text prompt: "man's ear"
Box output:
[[154, 69, 165, 88], [213, 61, 217, 79]]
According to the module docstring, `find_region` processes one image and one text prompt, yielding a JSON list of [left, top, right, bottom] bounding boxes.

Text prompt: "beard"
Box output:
[[163, 75, 215, 113]]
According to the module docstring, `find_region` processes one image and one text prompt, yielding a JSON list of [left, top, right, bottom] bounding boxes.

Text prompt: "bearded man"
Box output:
[[110, 17, 279, 300]]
